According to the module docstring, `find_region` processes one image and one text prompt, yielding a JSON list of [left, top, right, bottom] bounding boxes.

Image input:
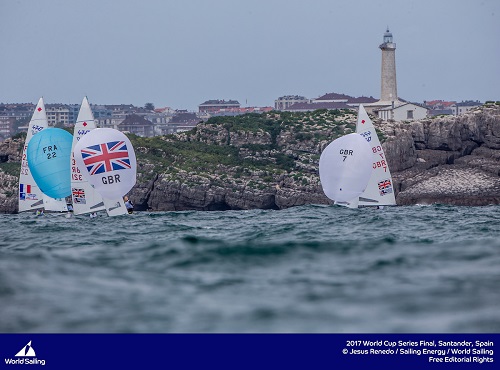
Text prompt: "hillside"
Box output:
[[128, 109, 358, 211], [1, 104, 499, 213]]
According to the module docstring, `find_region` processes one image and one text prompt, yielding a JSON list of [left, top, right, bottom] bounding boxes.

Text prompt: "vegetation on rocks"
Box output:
[[3, 104, 497, 212], [128, 109, 359, 206]]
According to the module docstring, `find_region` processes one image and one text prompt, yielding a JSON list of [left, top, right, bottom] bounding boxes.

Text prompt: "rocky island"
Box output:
[[1, 104, 499, 213]]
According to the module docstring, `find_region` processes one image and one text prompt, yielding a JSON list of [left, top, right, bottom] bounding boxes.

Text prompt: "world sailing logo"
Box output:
[[15, 341, 36, 357], [4, 341, 46, 366]]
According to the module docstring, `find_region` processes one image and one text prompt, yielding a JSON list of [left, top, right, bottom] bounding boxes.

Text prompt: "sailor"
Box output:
[[35, 208, 44, 216], [124, 196, 134, 214]]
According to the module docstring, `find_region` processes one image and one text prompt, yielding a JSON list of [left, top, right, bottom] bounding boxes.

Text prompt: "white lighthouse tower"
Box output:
[[366, 28, 429, 121], [379, 28, 398, 104]]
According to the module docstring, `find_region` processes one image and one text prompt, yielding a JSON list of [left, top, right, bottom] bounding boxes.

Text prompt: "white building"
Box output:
[[377, 102, 428, 121], [451, 101, 483, 115], [45, 104, 70, 126], [274, 95, 309, 110]]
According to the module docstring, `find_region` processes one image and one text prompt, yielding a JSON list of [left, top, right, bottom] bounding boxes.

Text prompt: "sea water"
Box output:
[[0, 205, 499, 333]]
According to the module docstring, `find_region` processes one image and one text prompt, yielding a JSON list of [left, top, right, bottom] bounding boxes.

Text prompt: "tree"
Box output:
[[144, 103, 155, 111]]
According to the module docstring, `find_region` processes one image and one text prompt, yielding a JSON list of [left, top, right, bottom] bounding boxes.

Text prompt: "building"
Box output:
[[96, 114, 126, 130], [424, 100, 456, 116], [118, 114, 155, 137], [0, 116, 16, 140], [274, 95, 308, 110], [284, 93, 377, 112], [380, 28, 398, 103], [169, 112, 200, 133], [451, 101, 483, 115], [45, 104, 70, 126], [0, 103, 34, 121], [198, 100, 240, 114], [377, 102, 429, 121]]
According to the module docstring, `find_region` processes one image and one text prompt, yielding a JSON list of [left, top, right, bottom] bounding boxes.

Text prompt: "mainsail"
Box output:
[[70, 97, 107, 215], [356, 105, 396, 206]]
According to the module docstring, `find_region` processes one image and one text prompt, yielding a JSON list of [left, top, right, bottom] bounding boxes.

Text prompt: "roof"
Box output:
[[315, 92, 352, 101], [154, 107, 172, 113], [424, 100, 456, 108], [119, 114, 154, 126], [285, 102, 351, 111], [170, 112, 199, 124], [313, 93, 377, 105], [199, 99, 240, 106], [348, 96, 378, 104], [377, 102, 428, 111], [429, 109, 453, 116], [276, 95, 307, 101], [455, 100, 482, 107]]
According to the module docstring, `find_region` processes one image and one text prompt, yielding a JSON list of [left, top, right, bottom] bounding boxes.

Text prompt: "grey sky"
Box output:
[[1, 0, 499, 111]]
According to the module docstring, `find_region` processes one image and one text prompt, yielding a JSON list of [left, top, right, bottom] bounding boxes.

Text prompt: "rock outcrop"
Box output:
[[386, 104, 500, 204], [1, 104, 499, 213]]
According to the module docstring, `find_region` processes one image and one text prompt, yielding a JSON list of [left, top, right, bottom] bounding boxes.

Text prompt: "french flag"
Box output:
[[20, 184, 31, 193]]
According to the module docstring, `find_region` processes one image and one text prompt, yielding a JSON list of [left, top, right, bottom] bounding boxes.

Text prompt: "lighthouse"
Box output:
[[366, 28, 428, 121], [379, 28, 398, 103]]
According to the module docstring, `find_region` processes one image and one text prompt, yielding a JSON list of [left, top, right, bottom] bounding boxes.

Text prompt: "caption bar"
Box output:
[[342, 339, 494, 363]]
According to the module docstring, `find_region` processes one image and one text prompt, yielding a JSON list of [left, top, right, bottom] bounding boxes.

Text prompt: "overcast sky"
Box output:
[[1, 0, 498, 110]]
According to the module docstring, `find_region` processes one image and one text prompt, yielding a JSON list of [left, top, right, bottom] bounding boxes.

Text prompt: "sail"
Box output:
[[73, 128, 136, 215], [103, 197, 128, 216], [19, 98, 47, 212], [319, 133, 373, 203], [43, 197, 69, 212], [356, 105, 396, 206], [70, 97, 107, 215], [27, 128, 72, 199], [334, 197, 359, 209]]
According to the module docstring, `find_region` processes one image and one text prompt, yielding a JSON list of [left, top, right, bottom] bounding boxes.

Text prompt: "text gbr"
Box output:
[[339, 149, 353, 162], [102, 174, 120, 184]]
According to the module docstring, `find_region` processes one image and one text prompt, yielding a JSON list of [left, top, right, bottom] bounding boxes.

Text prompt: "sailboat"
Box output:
[[70, 97, 128, 216], [355, 105, 396, 207], [18, 98, 68, 213]]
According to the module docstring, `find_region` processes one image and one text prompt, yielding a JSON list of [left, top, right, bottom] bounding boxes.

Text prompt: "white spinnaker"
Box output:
[[19, 98, 67, 212], [356, 105, 396, 206], [70, 97, 107, 215], [319, 133, 373, 203]]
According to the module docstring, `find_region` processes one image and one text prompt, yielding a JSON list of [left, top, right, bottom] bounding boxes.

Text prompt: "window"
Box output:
[[407, 110, 414, 119]]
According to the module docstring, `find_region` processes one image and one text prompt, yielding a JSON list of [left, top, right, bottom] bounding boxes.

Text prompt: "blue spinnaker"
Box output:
[[27, 128, 73, 199]]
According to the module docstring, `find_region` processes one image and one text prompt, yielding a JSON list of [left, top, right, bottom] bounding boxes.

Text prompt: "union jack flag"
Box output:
[[378, 178, 393, 196], [81, 141, 131, 175], [72, 188, 86, 204], [72, 188, 85, 197]]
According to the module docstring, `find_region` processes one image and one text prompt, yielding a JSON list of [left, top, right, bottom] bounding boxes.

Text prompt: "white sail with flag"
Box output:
[[70, 97, 107, 215], [356, 105, 396, 206]]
